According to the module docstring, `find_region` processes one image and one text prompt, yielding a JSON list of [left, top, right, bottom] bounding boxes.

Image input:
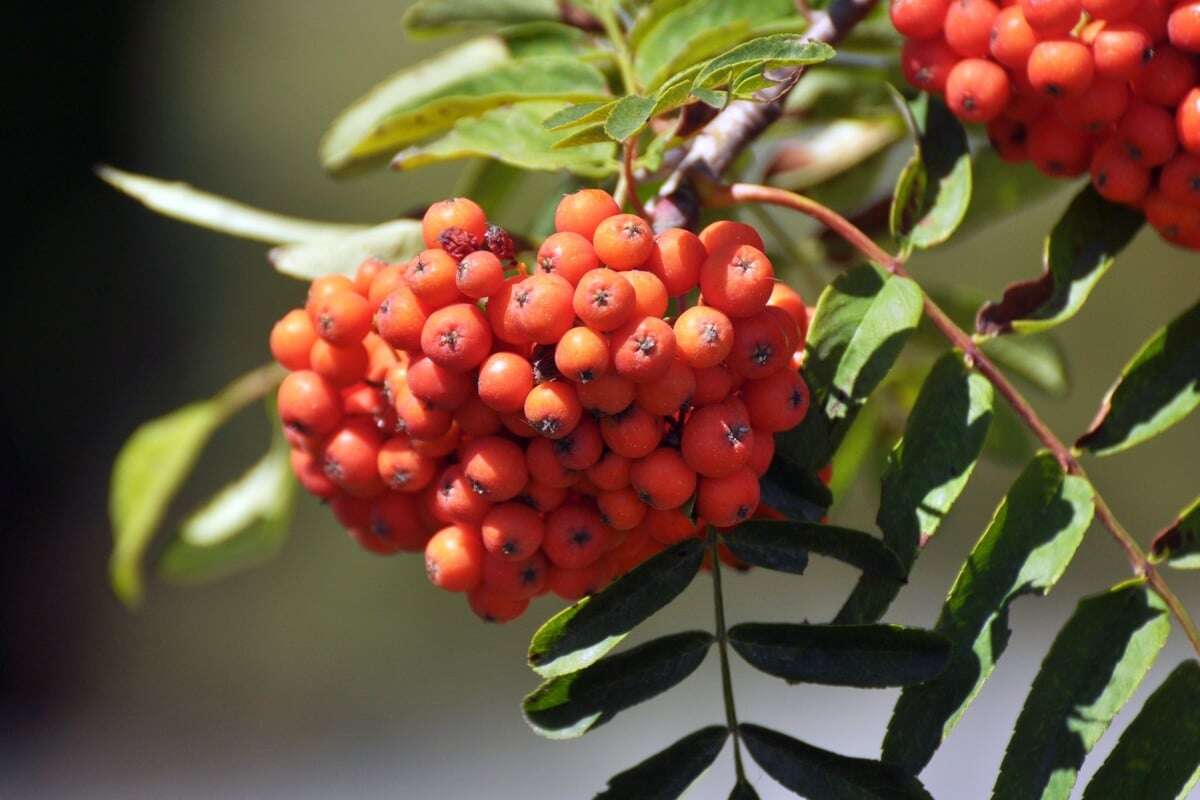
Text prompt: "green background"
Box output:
[[4, 3, 1198, 797]]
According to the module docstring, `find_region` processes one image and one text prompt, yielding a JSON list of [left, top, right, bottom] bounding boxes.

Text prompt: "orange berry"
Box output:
[[291, 448, 339, 499], [308, 289, 372, 347], [270, 309, 317, 371], [526, 436, 578, 488], [278, 369, 343, 437], [322, 418, 385, 498], [743, 369, 811, 432], [674, 306, 734, 368], [410, 422, 461, 458], [455, 250, 505, 299], [767, 283, 809, 346], [1113, 102, 1177, 165], [989, 6, 1038, 69], [1090, 139, 1151, 205], [624, 270, 670, 319], [946, 58, 1011, 122], [368, 492, 429, 552], [482, 502, 546, 561], [420, 303, 492, 372], [546, 556, 618, 600], [377, 436, 437, 492], [518, 479, 569, 514], [342, 383, 386, 418], [890, 0, 953, 39], [422, 197, 487, 250], [394, 387, 454, 440], [554, 188, 621, 239], [554, 417, 605, 471], [537, 231, 601, 285], [573, 268, 637, 332], [630, 448, 697, 510], [524, 381, 583, 439], [555, 326, 611, 383], [513, 273, 575, 344], [431, 465, 492, 526], [468, 585, 531, 622], [485, 274, 532, 346], [454, 395, 502, 437], [577, 371, 637, 416], [405, 249, 463, 309], [1132, 45, 1197, 107], [306, 274, 355, 314], [593, 213, 655, 270], [375, 285, 431, 353], [600, 405, 664, 459], [309, 339, 369, 387], [728, 311, 789, 380], [587, 450, 632, 491], [1169, 3, 1200, 53], [354, 257, 387, 296], [1092, 23, 1153, 81], [477, 352, 535, 414], [902, 37, 960, 93], [945, 0, 1000, 58], [1027, 40, 1095, 99], [543, 504, 611, 568], [1058, 78, 1130, 133], [1019, 0, 1080, 35], [635, 358, 696, 416], [363, 333, 399, 384], [368, 264, 406, 312], [597, 487, 649, 530], [1180, 88, 1200, 154], [696, 467, 761, 528], [682, 400, 755, 478], [647, 228, 706, 296], [699, 244, 775, 319], [425, 523, 486, 592], [698, 220, 765, 254], [691, 364, 736, 406], [611, 316, 677, 383], [460, 436, 530, 502], [406, 356, 472, 409]]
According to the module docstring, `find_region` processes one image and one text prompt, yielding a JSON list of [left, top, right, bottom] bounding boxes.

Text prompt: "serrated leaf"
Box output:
[[268, 219, 425, 280], [554, 123, 616, 150], [691, 35, 835, 92], [108, 364, 286, 607], [605, 95, 656, 141], [543, 100, 615, 131], [779, 265, 923, 471], [523, 631, 713, 739], [1151, 496, 1200, 570], [741, 724, 933, 799], [977, 185, 1144, 335], [883, 453, 1095, 774], [97, 165, 365, 243], [729, 623, 950, 688], [392, 101, 618, 177], [837, 354, 993, 624], [1075, 299, 1200, 456], [402, 0, 560, 35], [889, 92, 972, 253], [528, 538, 704, 678], [724, 520, 906, 579], [760, 453, 833, 524], [632, 0, 801, 90], [321, 39, 609, 173], [1082, 660, 1200, 800], [594, 725, 729, 800], [157, 402, 295, 585], [993, 581, 1170, 800]]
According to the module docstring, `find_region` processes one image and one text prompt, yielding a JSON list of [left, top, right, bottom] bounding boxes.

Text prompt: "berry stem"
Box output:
[[712, 180, 1200, 660], [708, 527, 747, 783]]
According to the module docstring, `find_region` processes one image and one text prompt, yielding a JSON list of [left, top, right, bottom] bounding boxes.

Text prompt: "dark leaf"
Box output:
[[594, 725, 729, 799], [728, 781, 761, 800], [993, 581, 1170, 800], [882, 453, 1094, 774], [720, 520, 809, 575], [837, 354, 993, 624], [1151, 497, 1200, 570], [741, 723, 933, 799], [759, 454, 833, 524], [1082, 660, 1200, 800], [977, 186, 1144, 335], [729, 623, 951, 688], [724, 520, 905, 579], [523, 631, 713, 739], [1075, 299, 1200, 456], [528, 538, 705, 678]]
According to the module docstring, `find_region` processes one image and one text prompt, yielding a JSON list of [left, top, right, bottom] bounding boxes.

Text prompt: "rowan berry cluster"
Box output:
[[269, 189, 814, 622], [894, 0, 1200, 249]]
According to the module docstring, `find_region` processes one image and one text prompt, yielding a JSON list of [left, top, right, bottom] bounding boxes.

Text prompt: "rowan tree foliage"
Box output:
[[103, 1, 1200, 797]]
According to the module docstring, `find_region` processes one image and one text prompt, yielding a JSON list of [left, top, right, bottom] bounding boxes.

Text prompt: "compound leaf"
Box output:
[[594, 725, 729, 799], [890, 92, 972, 253], [723, 520, 905, 579], [691, 35, 835, 92]]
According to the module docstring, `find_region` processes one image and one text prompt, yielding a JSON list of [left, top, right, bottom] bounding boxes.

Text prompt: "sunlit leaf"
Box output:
[[604, 95, 657, 142], [691, 35, 835, 92], [268, 219, 425, 279], [1151, 496, 1200, 570], [594, 725, 728, 800]]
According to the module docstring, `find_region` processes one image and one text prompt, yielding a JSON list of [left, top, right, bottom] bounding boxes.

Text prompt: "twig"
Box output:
[[616, 138, 640, 212], [708, 529, 747, 783], [714, 181, 1200, 659]]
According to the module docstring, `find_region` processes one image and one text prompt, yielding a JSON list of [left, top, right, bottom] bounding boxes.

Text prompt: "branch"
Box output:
[[713, 181, 1200, 660], [649, 0, 881, 231]]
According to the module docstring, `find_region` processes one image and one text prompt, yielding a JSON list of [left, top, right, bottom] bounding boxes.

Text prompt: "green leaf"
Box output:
[[1151, 496, 1200, 570], [632, 0, 801, 90], [403, 0, 560, 35], [542, 100, 615, 131], [320, 38, 609, 173], [837, 354, 993, 624], [740, 724, 933, 799], [779, 265, 923, 471], [594, 725, 729, 800], [759, 454, 832, 524], [882, 453, 1095, 774], [267, 219, 425, 280], [523, 631, 713, 739], [528, 537, 705, 678], [392, 101, 617, 177], [889, 92, 972, 253], [108, 364, 286, 607], [1075, 299, 1200, 456], [691, 35, 835, 92], [97, 165, 365, 243], [993, 581, 1171, 800], [157, 402, 295, 585], [725, 520, 906, 579], [604, 95, 657, 142], [1082, 660, 1200, 800], [729, 623, 951, 688], [503, 21, 598, 59], [977, 185, 1144, 335]]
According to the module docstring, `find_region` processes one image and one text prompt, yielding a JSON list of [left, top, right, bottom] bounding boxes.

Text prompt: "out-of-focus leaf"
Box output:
[[765, 118, 904, 194], [503, 21, 598, 59], [993, 581, 1170, 800], [729, 623, 950, 688], [983, 399, 1036, 465], [779, 265, 923, 471], [724, 520, 906, 579], [690, 35, 835, 92], [454, 159, 527, 218], [889, 92, 972, 254], [1082, 660, 1200, 800], [837, 354, 992, 624], [523, 631, 713, 738], [957, 149, 1064, 240], [594, 725, 729, 800], [157, 402, 295, 585], [97, 165, 364, 243], [883, 453, 1094, 774], [403, 0, 560, 35], [393, 101, 617, 177], [826, 394, 884, 508], [528, 538, 704, 678], [108, 364, 286, 607], [1151, 496, 1200, 570], [268, 219, 425, 279], [1075, 300, 1200, 456], [977, 185, 1144, 335], [741, 724, 933, 799], [760, 453, 833, 524]]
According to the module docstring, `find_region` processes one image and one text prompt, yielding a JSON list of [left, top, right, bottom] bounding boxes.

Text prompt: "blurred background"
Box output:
[[3, 3, 1197, 798]]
